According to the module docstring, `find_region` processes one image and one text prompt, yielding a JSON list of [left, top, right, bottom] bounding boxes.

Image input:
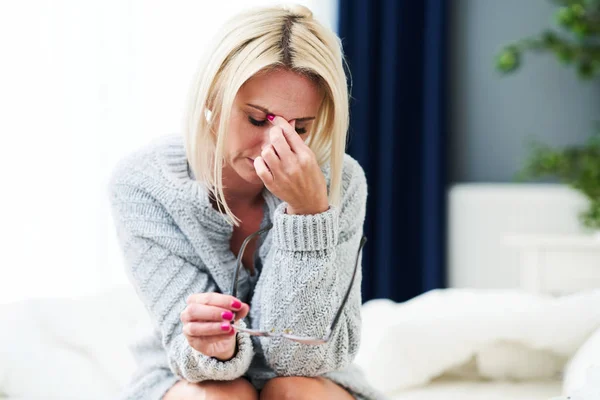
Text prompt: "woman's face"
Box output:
[[224, 68, 323, 185]]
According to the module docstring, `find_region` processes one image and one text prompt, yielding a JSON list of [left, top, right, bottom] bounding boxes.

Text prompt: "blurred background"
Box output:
[[0, 0, 336, 304], [1, 0, 598, 304], [1, 1, 600, 399]]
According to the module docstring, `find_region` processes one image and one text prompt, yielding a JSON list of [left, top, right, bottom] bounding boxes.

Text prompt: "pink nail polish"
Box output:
[[266, 113, 275, 121], [231, 300, 242, 309], [222, 311, 234, 320], [221, 322, 231, 331]]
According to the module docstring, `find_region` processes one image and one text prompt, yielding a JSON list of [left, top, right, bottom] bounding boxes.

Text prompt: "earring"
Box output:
[[205, 109, 213, 122]]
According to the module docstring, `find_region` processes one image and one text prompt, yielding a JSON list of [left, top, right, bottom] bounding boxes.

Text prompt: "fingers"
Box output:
[[183, 293, 250, 322], [183, 320, 236, 337], [187, 292, 246, 311], [181, 302, 249, 323], [260, 143, 281, 174], [181, 293, 251, 339], [268, 115, 305, 152], [181, 304, 227, 322], [254, 156, 274, 184], [268, 125, 293, 161], [233, 303, 249, 321]]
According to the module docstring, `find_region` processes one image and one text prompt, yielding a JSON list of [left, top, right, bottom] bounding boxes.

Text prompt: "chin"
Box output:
[[240, 172, 260, 184], [235, 164, 263, 185]]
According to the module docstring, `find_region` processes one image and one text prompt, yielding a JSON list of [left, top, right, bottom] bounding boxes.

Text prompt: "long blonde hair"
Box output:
[[182, 4, 350, 226]]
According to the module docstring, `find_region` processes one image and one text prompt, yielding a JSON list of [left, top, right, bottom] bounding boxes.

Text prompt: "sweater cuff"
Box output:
[[188, 319, 254, 381], [272, 202, 339, 252]]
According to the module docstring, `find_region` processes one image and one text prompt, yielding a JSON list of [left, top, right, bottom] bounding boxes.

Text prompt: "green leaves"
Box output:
[[556, 7, 574, 25], [498, 1, 600, 229], [515, 129, 600, 229], [556, 46, 575, 63], [577, 60, 595, 77], [495, 1, 600, 79], [496, 47, 520, 73], [581, 200, 600, 230]]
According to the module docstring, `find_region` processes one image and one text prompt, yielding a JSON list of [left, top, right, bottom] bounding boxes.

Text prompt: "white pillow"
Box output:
[[563, 325, 600, 394]]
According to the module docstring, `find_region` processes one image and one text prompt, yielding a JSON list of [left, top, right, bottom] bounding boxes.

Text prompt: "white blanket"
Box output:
[[389, 379, 562, 400], [354, 288, 600, 394], [2, 287, 600, 399], [0, 286, 147, 399]]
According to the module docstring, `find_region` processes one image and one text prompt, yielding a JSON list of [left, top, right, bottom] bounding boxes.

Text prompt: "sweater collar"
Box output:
[[155, 134, 282, 230], [153, 134, 280, 294]]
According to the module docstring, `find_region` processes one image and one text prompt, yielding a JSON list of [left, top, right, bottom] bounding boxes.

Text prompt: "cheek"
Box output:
[[225, 121, 262, 156], [225, 116, 247, 150], [227, 131, 261, 153]]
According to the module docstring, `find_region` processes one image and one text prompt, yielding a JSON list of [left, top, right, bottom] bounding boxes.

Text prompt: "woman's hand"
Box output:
[[180, 293, 250, 361], [253, 114, 329, 215]]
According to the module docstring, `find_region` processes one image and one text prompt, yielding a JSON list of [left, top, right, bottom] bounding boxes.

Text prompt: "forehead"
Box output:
[[236, 68, 323, 120]]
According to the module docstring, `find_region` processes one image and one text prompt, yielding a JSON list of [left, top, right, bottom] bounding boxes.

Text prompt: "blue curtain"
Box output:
[[338, 0, 448, 303]]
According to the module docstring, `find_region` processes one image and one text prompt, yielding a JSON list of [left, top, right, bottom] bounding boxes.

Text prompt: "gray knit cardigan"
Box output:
[[107, 134, 388, 400]]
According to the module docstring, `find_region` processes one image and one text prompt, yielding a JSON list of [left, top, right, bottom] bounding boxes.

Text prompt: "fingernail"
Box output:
[[222, 311, 234, 320], [266, 113, 275, 121], [231, 300, 242, 309], [221, 322, 231, 331]]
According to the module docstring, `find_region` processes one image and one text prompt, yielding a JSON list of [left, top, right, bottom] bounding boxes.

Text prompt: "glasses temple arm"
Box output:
[[230, 223, 274, 298], [326, 235, 367, 339]]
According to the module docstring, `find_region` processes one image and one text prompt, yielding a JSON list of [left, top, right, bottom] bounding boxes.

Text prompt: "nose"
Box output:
[[257, 118, 297, 153], [259, 128, 272, 152]]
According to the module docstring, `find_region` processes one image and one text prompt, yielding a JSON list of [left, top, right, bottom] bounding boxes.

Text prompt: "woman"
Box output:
[[109, 4, 386, 400]]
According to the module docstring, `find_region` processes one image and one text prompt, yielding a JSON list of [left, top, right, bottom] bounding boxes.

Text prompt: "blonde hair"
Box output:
[[182, 4, 350, 226]]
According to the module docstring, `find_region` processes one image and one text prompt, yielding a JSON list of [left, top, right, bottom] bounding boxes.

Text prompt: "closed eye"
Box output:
[[248, 116, 267, 127], [248, 116, 307, 134]]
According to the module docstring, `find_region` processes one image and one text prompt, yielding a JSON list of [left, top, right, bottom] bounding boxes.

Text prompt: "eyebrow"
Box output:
[[246, 103, 316, 122]]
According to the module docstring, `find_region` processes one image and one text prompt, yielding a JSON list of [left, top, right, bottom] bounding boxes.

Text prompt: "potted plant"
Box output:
[[495, 0, 600, 235]]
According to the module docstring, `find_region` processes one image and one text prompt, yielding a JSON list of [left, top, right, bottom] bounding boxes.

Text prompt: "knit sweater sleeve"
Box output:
[[256, 156, 368, 376], [107, 164, 254, 382]]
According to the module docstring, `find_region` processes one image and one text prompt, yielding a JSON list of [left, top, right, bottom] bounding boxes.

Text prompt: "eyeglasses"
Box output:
[[229, 223, 367, 345]]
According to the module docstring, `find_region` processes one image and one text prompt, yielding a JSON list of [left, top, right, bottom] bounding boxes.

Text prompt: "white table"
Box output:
[[505, 233, 600, 296]]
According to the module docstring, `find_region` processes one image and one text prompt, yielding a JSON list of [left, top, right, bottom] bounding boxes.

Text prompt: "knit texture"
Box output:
[[108, 134, 388, 400]]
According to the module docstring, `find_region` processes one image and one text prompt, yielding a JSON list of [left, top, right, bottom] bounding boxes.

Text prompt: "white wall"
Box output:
[[0, 0, 338, 304]]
